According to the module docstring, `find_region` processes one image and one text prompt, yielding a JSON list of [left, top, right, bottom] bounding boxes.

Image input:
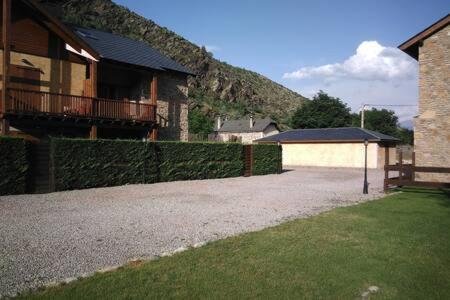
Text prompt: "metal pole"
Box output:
[[363, 140, 368, 194], [361, 104, 365, 129]]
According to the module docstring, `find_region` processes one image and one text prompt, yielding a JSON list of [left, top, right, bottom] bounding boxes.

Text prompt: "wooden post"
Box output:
[[398, 151, 403, 186], [411, 151, 416, 182], [150, 74, 158, 141], [89, 125, 97, 140], [383, 145, 389, 192], [90, 60, 97, 98], [1, 0, 11, 135]]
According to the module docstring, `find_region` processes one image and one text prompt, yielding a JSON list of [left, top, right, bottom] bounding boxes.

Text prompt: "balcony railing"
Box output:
[[4, 88, 156, 123]]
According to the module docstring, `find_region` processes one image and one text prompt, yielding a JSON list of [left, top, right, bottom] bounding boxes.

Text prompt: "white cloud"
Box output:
[[283, 41, 417, 81], [204, 45, 221, 52]]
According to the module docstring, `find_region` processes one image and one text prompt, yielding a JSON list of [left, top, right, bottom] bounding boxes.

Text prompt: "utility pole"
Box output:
[[360, 104, 367, 129]]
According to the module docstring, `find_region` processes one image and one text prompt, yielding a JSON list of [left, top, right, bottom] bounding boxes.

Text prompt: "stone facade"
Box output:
[[415, 24, 450, 181], [156, 72, 189, 141]]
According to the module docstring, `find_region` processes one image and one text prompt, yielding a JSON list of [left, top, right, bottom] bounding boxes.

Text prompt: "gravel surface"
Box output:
[[0, 167, 385, 297]]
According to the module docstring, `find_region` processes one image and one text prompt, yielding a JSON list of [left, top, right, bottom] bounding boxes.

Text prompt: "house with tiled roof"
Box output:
[[0, 0, 193, 141], [210, 116, 280, 144], [398, 14, 449, 182]]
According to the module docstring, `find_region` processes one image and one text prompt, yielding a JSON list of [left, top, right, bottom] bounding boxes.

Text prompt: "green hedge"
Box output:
[[0, 136, 29, 195], [157, 142, 244, 181], [51, 138, 158, 191], [50, 138, 281, 192], [252, 144, 282, 175]]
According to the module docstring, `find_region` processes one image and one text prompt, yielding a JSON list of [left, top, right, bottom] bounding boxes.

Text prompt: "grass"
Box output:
[[19, 189, 450, 299]]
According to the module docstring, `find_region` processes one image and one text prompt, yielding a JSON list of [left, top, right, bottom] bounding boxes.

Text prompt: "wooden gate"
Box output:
[[244, 144, 253, 177]]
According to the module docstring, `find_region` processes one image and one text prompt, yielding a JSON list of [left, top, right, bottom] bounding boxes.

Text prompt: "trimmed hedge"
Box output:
[[0, 136, 29, 195], [157, 142, 244, 181], [51, 138, 158, 191], [252, 144, 282, 175], [50, 138, 281, 192]]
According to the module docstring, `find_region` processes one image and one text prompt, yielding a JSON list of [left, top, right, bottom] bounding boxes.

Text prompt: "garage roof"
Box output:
[[255, 127, 400, 143], [70, 25, 195, 75]]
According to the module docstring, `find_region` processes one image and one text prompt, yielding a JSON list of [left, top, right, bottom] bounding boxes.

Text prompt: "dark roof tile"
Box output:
[[255, 127, 400, 143], [71, 25, 194, 75], [216, 118, 278, 133]]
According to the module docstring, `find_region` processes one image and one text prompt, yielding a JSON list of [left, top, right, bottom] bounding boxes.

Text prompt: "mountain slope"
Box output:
[[41, 0, 307, 127]]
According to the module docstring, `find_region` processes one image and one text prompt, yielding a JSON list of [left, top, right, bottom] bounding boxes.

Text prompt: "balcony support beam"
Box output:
[[1, 118, 9, 135], [89, 124, 97, 140], [150, 74, 158, 141]]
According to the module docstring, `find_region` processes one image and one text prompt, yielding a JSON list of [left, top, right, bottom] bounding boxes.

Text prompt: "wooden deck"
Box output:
[[3, 88, 156, 124]]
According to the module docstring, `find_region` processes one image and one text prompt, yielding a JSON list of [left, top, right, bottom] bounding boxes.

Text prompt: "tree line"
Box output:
[[290, 91, 413, 144]]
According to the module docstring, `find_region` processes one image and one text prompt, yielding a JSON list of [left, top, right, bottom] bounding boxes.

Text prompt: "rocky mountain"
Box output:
[[40, 0, 308, 128]]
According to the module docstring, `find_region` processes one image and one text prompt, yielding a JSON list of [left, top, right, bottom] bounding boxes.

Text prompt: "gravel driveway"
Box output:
[[0, 167, 385, 297]]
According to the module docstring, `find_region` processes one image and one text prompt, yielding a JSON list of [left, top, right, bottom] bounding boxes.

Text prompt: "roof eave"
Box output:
[[398, 14, 450, 60]]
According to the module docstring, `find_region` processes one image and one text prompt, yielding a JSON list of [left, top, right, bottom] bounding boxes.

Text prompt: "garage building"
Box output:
[[256, 127, 399, 169]]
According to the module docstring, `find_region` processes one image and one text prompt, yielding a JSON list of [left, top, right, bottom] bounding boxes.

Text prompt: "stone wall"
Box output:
[[415, 24, 450, 182], [156, 72, 189, 141]]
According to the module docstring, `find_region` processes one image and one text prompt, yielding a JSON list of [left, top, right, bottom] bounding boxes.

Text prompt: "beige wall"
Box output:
[[415, 24, 450, 182], [282, 142, 396, 169], [156, 72, 189, 141], [0, 50, 86, 96]]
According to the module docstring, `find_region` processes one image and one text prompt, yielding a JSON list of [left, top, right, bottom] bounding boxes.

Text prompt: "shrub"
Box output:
[[0, 136, 29, 195], [157, 141, 244, 181], [50, 138, 158, 191], [252, 144, 282, 175]]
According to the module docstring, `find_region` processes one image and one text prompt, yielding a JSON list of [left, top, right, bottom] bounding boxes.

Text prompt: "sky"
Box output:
[[115, 0, 448, 127]]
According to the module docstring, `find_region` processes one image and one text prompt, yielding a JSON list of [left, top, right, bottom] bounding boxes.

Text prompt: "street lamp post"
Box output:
[[363, 139, 369, 194]]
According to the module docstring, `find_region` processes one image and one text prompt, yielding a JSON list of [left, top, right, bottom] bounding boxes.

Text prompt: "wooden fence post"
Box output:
[[411, 151, 416, 182], [383, 146, 389, 192]]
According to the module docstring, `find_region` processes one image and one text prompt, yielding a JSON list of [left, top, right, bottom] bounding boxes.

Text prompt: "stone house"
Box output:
[[0, 0, 192, 141], [211, 116, 280, 144], [399, 14, 449, 181]]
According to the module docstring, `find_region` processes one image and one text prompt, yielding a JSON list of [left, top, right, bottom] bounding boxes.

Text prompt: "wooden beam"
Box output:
[[383, 146, 389, 192], [1, 0, 11, 116], [150, 75, 158, 140], [89, 125, 97, 140], [90, 60, 97, 98], [1, 118, 9, 135]]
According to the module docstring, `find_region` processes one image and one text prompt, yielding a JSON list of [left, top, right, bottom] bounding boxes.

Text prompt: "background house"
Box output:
[[256, 127, 398, 169], [399, 14, 449, 182], [211, 116, 279, 144], [0, 0, 192, 141]]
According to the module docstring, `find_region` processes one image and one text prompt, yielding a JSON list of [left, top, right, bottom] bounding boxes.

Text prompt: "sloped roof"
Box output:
[[399, 14, 450, 60], [255, 127, 400, 143], [216, 118, 278, 133], [70, 25, 195, 75]]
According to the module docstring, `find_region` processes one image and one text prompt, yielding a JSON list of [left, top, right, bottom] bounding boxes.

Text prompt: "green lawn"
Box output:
[[20, 189, 450, 299]]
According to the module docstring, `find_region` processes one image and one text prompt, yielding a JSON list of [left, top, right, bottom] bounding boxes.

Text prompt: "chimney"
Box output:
[[249, 115, 254, 129], [216, 116, 222, 130]]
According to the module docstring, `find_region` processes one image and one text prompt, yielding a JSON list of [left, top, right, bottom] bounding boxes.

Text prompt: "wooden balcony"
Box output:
[[3, 88, 156, 125]]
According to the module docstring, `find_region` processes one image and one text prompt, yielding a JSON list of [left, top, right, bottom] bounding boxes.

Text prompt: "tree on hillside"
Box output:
[[188, 108, 214, 138], [351, 108, 398, 136], [290, 91, 352, 129], [351, 108, 413, 145]]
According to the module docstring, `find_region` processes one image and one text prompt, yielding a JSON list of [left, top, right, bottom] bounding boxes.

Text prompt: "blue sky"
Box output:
[[115, 0, 448, 125]]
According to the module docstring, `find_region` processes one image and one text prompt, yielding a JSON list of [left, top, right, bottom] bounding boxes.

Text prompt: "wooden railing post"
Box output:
[[383, 145, 389, 192]]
